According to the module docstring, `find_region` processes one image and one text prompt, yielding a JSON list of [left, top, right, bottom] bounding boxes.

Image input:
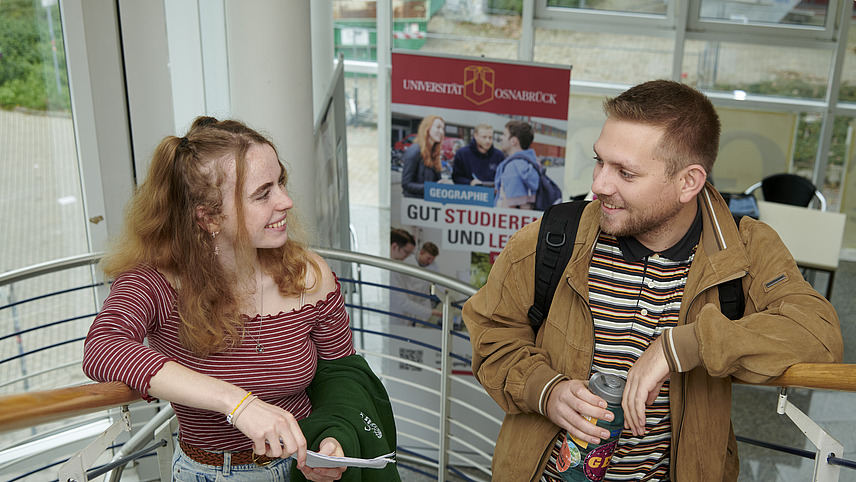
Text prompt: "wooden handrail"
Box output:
[[0, 381, 141, 434], [0, 363, 853, 435], [739, 363, 856, 392]]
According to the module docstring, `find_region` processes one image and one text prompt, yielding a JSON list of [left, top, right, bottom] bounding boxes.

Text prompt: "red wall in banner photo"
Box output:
[[391, 52, 571, 120]]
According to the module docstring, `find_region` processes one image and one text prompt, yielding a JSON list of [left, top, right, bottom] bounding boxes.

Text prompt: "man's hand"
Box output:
[[546, 379, 615, 446], [623, 336, 671, 437]]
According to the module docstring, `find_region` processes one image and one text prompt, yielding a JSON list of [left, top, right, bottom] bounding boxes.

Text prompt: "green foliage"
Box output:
[[487, 0, 523, 14], [486, 0, 606, 14], [717, 78, 826, 100], [469, 252, 493, 288], [791, 114, 848, 179], [0, 0, 70, 111], [839, 84, 856, 103], [793, 113, 821, 172]]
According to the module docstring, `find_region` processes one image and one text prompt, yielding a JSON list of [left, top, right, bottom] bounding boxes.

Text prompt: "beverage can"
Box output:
[[558, 372, 625, 481]]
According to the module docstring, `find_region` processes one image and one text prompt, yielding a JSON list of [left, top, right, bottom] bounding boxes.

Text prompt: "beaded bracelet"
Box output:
[[226, 391, 252, 425]]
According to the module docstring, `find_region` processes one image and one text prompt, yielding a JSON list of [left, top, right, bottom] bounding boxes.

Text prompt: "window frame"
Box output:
[[535, 0, 677, 32], [687, 0, 839, 41], [535, 0, 839, 42]]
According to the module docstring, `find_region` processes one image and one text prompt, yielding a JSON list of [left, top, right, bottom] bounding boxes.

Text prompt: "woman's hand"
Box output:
[[298, 437, 347, 482], [230, 397, 307, 463]]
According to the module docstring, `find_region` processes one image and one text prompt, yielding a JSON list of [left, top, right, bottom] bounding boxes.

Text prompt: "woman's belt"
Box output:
[[178, 439, 275, 466]]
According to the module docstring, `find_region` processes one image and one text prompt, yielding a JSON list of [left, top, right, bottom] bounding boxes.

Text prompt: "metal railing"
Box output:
[[1, 250, 855, 481], [0, 249, 495, 481]]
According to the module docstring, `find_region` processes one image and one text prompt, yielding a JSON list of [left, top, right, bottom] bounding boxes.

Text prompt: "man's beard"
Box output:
[[598, 196, 684, 240]]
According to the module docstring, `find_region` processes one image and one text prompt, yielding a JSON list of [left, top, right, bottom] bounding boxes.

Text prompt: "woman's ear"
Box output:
[[195, 206, 219, 234]]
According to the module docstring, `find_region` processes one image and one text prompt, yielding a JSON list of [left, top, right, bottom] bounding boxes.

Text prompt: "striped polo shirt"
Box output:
[[542, 211, 702, 482]]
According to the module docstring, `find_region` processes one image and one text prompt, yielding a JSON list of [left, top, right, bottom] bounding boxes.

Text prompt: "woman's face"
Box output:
[[216, 143, 294, 254], [428, 118, 445, 145]]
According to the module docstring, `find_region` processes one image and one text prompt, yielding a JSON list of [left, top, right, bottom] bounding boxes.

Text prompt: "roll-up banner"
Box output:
[[391, 51, 572, 287]]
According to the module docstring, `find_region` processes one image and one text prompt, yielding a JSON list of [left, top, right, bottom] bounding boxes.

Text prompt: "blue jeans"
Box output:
[[171, 443, 292, 481]]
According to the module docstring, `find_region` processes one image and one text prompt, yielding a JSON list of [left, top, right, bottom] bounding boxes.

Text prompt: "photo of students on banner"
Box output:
[[390, 52, 572, 292]]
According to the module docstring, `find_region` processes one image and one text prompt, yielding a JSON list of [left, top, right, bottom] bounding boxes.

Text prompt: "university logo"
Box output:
[[463, 65, 494, 106]]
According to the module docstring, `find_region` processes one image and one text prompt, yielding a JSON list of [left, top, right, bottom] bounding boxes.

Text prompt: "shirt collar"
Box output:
[[617, 204, 703, 262]]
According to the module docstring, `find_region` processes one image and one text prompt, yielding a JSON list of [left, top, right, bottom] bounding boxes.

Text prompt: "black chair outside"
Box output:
[[743, 173, 827, 211]]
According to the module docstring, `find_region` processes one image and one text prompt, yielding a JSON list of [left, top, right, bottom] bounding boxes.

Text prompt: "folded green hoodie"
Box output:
[[291, 354, 400, 482]]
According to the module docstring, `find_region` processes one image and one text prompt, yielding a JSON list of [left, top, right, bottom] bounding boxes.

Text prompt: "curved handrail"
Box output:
[[740, 363, 856, 392], [0, 252, 103, 286], [314, 247, 478, 297], [0, 381, 140, 434], [0, 247, 478, 439], [3, 362, 854, 434], [1, 250, 852, 436], [0, 249, 478, 296]]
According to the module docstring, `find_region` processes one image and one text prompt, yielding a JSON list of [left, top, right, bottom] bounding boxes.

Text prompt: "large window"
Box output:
[[335, 0, 855, 254], [682, 39, 833, 98], [688, 0, 837, 39], [533, 30, 673, 84], [697, 0, 831, 27], [0, 0, 97, 443], [0, 0, 86, 273]]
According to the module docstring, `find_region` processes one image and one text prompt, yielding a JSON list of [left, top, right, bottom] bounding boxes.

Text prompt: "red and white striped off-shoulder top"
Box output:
[[82, 264, 355, 451]]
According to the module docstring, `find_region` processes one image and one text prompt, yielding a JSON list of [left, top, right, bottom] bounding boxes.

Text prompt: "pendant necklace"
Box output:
[[249, 270, 265, 354]]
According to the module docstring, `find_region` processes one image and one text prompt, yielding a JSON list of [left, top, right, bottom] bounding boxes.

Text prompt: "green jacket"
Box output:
[[462, 184, 843, 481], [291, 354, 400, 482]]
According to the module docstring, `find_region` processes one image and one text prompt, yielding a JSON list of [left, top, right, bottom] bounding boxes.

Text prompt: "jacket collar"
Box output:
[[617, 205, 702, 262], [694, 183, 750, 283]]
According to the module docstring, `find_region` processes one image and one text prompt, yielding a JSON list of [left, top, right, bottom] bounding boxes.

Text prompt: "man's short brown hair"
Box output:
[[421, 241, 439, 257], [504, 121, 534, 150], [391, 228, 415, 248], [603, 79, 720, 177]]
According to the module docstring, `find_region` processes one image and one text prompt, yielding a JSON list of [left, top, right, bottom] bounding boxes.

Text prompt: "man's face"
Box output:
[[391, 242, 415, 261], [499, 127, 514, 154], [473, 128, 494, 154], [591, 118, 684, 244], [417, 250, 436, 267]]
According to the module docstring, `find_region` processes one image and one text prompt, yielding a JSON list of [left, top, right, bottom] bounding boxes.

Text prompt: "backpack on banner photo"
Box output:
[[526, 157, 563, 211]]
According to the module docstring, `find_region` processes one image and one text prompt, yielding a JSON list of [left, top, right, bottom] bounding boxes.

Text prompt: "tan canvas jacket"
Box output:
[[462, 184, 843, 481]]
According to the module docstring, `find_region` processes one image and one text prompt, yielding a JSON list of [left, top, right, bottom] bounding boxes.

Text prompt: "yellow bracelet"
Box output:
[[226, 392, 252, 425], [229, 395, 257, 427]]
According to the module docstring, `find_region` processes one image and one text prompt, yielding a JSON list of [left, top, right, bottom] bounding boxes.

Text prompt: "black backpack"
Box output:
[[527, 201, 745, 333], [535, 173, 563, 211], [523, 157, 563, 211]]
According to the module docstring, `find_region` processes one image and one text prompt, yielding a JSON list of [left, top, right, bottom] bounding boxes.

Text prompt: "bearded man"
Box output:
[[462, 80, 843, 482]]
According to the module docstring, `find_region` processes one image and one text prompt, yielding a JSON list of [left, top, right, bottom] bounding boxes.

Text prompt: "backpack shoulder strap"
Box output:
[[528, 200, 591, 332], [718, 216, 746, 320], [718, 277, 744, 321]]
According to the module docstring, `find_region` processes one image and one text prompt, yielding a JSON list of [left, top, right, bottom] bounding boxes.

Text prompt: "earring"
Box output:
[[211, 230, 220, 256]]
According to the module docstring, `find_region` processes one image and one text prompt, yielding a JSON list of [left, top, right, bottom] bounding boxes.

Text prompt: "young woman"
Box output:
[[400, 114, 445, 198], [83, 116, 352, 481]]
